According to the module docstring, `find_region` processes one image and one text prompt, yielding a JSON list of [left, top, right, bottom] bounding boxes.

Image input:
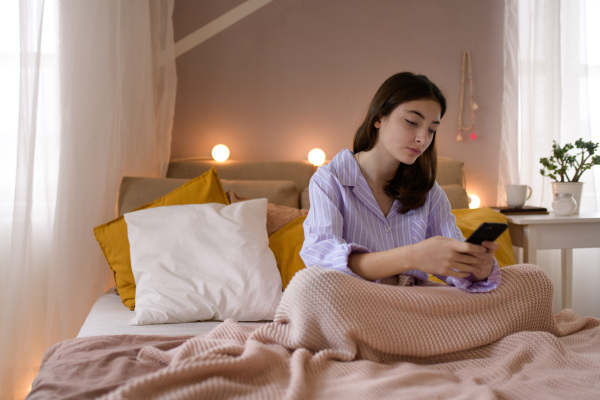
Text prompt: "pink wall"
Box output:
[[172, 0, 505, 207]]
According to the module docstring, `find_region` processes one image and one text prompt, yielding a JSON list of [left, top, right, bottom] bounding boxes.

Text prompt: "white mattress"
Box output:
[[77, 288, 262, 337]]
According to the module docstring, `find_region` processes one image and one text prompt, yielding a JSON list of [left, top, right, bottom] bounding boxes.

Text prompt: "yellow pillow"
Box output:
[[268, 215, 307, 290], [94, 167, 229, 310], [451, 207, 516, 267]]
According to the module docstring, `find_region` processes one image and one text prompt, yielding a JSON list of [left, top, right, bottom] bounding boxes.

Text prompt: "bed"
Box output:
[[27, 157, 600, 399]]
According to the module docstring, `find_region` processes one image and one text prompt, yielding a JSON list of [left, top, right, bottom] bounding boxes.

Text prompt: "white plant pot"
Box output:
[[552, 182, 583, 214]]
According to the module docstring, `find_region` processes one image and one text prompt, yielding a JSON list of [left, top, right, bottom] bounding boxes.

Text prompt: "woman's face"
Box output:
[[373, 99, 441, 166]]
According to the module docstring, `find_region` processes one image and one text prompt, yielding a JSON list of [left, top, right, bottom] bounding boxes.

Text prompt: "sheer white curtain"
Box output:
[[501, 0, 598, 210], [501, 0, 600, 317], [0, 1, 176, 398]]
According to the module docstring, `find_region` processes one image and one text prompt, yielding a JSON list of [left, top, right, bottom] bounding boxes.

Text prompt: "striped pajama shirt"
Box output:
[[300, 149, 500, 293]]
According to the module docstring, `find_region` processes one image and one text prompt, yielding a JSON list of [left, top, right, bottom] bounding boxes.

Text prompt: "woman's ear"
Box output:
[[374, 120, 381, 129]]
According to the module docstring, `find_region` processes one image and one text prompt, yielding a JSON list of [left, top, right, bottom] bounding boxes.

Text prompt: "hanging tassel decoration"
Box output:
[[457, 50, 478, 140]]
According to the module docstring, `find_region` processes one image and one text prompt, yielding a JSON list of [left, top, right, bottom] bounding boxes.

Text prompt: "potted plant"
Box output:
[[539, 139, 600, 214]]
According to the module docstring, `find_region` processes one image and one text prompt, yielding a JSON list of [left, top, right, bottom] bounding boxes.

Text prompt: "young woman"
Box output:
[[300, 72, 500, 292]]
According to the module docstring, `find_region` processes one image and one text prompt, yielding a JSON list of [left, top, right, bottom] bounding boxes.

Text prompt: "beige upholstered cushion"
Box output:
[[119, 177, 300, 216], [437, 157, 469, 209], [118, 177, 189, 216], [437, 157, 466, 187], [441, 184, 470, 209]]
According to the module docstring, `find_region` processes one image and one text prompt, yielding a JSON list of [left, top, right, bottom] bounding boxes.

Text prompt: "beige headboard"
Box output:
[[167, 159, 315, 193], [117, 156, 469, 215], [167, 156, 469, 208]]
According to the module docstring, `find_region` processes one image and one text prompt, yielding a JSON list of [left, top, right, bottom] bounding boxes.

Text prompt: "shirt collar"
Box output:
[[336, 148, 403, 218], [336, 149, 360, 187]]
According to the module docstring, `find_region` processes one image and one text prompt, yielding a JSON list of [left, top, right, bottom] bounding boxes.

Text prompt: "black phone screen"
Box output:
[[465, 222, 508, 245]]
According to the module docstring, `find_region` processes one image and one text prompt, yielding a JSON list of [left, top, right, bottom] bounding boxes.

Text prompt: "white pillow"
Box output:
[[124, 199, 282, 325]]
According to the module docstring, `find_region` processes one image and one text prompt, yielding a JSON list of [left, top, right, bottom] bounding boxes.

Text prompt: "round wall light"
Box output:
[[468, 193, 481, 209], [211, 144, 230, 162], [307, 148, 326, 166]]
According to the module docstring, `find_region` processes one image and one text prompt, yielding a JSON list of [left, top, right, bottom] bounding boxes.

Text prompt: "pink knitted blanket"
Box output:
[[102, 264, 600, 399]]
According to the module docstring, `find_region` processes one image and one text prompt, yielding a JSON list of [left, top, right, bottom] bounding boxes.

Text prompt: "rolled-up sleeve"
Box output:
[[300, 171, 368, 277]]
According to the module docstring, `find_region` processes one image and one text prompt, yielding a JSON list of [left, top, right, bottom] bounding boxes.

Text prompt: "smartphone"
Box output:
[[465, 222, 508, 245]]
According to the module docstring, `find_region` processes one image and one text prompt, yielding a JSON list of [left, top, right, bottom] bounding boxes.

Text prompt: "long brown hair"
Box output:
[[353, 72, 447, 214]]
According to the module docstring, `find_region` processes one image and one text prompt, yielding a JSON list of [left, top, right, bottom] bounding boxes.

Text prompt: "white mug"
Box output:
[[506, 184, 532, 208]]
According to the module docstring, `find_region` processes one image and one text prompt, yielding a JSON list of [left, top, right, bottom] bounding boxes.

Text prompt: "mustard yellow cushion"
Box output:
[[451, 207, 516, 267], [268, 215, 307, 290], [94, 167, 229, 310]]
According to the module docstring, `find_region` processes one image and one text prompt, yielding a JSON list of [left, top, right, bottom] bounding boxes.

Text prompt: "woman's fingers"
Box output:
[[413, 236, 496, 280]]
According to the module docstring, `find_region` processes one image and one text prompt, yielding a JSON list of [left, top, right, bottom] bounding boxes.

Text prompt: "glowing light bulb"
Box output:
[[470, 132, 478, 140], [308, 148, 326, 166], [211, 144, 230, 162], [468, 193, 481, 209]]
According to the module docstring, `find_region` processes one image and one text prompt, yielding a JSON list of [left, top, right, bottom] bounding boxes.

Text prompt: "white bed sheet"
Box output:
[[77, 288, 264, 338]]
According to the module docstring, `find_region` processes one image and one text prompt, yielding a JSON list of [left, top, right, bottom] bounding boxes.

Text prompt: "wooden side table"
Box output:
[[505, 212, 600, 310]]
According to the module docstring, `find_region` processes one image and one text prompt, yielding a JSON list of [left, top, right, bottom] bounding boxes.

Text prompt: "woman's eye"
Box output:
[[405, 119, 418, 126], [428, 129, 437, 135]]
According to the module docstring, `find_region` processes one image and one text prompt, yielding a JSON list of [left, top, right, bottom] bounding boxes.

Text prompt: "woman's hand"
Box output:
[[408, 236, 498, 281], [468, 241, 499, 281]]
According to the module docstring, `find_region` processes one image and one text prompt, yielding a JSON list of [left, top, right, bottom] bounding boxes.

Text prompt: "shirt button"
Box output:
[[385, 227, 390, 233]]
